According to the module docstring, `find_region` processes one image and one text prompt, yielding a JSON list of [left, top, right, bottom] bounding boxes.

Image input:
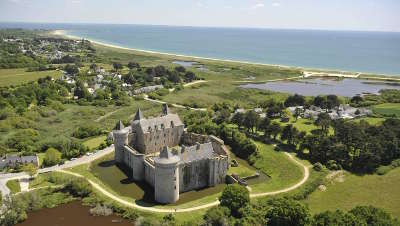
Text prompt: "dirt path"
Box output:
[[94, 109, 121, 122], [58, 151, 309, 213]]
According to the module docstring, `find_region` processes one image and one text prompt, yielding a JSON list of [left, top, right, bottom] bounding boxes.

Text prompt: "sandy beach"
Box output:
[[51, 30, 398, 79]]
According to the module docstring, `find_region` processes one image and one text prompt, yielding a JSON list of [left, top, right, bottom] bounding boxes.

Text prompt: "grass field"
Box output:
[[6, 179, 21, 194], [351, 117, 386, 125], [304, 168, 400, 218], [83, 135, 107, 150], [0, 68, 62, 87], [372, 103, 400, 117], [250, 142, 304, 193]]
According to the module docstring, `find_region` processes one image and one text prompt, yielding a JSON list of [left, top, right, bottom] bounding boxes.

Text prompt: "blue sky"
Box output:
[[0, 0, 399, 32]]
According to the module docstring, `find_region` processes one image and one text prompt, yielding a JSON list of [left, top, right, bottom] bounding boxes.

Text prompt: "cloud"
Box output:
[[71, 0, 81, 3], [250, 3, 265, 9], [272, 2, 281, 7]]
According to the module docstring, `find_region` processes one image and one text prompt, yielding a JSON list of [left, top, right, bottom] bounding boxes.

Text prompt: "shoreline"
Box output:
[[51, 30, 399, 79]]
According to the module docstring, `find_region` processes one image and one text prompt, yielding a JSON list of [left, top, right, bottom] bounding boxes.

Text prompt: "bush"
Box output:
[[219, 184, 250, 217], [65, 178, 92, 197], [313, 162, 324, 171], [43, 148, 62, 167], [90, 204, 113, 216], [73, 125, 104, 139], [122, 209, 139, 221], [376, 165, 393, 175]]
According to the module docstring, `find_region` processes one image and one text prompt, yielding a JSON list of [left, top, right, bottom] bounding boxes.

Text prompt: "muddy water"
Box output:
[[17, 201, 133, 226]]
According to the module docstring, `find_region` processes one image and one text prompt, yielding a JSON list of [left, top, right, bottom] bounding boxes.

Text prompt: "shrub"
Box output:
[[376, 165, 393, 175], [219, 184, 250, 217], [313, 162, 324, 171], [65, 178, 92, 197], [73, 125, 104, 139], [122, 209, 139, 221], [43, 148, 62, 167], [90, 204, 113, 216]]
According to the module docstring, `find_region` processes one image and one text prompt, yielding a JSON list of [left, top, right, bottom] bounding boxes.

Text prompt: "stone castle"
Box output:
[[113, 104, 229, 204]]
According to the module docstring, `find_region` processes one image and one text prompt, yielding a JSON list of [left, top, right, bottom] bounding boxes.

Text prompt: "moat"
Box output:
[[17, 201, 133, 226]]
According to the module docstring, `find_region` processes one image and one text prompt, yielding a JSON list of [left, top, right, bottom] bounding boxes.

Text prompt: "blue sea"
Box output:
[[1, 22, 400, 75]]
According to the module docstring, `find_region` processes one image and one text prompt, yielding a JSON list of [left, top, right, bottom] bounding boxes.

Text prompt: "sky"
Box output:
[[0, 0, 399, 32]]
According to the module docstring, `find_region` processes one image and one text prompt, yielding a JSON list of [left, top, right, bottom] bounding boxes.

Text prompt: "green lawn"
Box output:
[[351, 117, 386, 125], [0, 68, 62, 87], [6, 179, 21, 194], [372, 103, 400, 117], [304, 168, 400, 218], [249, 142, 304, 193], [83, 135, 107, 150]]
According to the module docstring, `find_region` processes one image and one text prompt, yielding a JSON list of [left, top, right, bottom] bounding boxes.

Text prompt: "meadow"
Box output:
[[372, 103, 400, 117], [0, 68, 62, 87], [304, 168, 400, 218]]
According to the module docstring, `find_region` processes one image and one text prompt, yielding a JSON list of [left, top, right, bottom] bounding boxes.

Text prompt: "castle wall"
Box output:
[[113, 130, 129, 163], [144, 160, 155, 187], [208, 156, 229, 186], [182, 132, 210, 146], [121, 146, 145, 181], [179, 159, 210, 193], [141, 125, 184, 154]]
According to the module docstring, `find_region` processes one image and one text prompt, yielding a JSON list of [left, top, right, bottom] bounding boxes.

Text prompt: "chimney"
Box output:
[[196, 142, 201, 150], [162, 104, 170, 115]]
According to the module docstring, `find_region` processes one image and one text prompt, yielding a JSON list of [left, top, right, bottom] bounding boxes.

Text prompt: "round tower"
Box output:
[[154, 146, 180, 204], [113, 120, 129, 163]]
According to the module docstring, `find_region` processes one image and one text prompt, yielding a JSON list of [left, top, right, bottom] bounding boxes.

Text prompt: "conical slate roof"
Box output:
[[155, 146, 180, 165], [134, 108, 144, 121], [114, 120, 125, 130]]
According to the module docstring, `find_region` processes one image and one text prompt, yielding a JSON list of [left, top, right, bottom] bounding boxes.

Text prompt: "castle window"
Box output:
[[174, 185, 176, 190], [170, 121, 174, 128], [148, 126, 152, 132], [161, 123, 165, 129], [154, 125, 158, 130]]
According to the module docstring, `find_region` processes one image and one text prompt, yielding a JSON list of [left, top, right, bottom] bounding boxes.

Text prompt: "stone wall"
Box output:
[[179, 159, 210, 193], [182, 132, 210, 146], [155, 162, 180, 203], [144, 160, 155, 187]]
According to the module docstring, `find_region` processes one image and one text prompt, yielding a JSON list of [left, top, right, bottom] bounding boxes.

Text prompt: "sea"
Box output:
[[1, 22, 400, 75]]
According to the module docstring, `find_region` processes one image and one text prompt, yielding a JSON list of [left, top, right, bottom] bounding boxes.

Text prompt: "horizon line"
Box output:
[[0, 20, 399, 34]]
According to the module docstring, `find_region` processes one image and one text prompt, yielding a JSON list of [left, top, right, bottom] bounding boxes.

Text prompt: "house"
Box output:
[[0, 155, 39, 169]]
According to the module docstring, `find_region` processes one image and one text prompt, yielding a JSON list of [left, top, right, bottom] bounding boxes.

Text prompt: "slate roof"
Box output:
[[178, 142, 216, 163], [135, 113, 183, 134]]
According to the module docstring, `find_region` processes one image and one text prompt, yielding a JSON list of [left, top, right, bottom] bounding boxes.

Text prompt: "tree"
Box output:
[[219, 184, 250, 217], [168, 71, 181, 83], [294, 107, 303, 122], [64, 64, 79, 75], [231, 112, 244, 129], [315, 112, 331, 134], [259, 117, 271, 138], [154, 65, 166, 76], [127, 61, 140, 70], [184, 71, 196, 82], [284, 94, 305, 107], [349, 206, 399, 226], [22, 163, 37, 179], [175, 66, 186, 73], [281, 124, 299, 146], [112, 62, 123, 72], [313, 96, 327, 110], [312, 210, 366, 226], [326, 94, 340, 110], [244, 110, 260, 133], [43, 147, 62, 167], [269, 122, 282, 140], [265, 198, 311, 226], [203, 206, 231, 226], [351, 95, 363, 105]]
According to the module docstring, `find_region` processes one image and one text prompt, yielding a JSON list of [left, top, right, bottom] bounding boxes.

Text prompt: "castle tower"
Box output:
[[154, 146, 180, 204], [113, 120, 129, 163], [134, 108, 144, 121]]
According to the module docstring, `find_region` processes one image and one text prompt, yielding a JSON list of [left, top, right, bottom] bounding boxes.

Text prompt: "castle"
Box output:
[[113, 104, 229, 204]]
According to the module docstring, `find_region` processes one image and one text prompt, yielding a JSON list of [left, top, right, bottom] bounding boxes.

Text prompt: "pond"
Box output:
[[17, 201, 133, 226], [239, 78, 400, 97], [172, 60, 209, 71]]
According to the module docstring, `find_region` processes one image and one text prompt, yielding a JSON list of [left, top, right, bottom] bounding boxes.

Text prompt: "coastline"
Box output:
[[51, 30, 400, 80]]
